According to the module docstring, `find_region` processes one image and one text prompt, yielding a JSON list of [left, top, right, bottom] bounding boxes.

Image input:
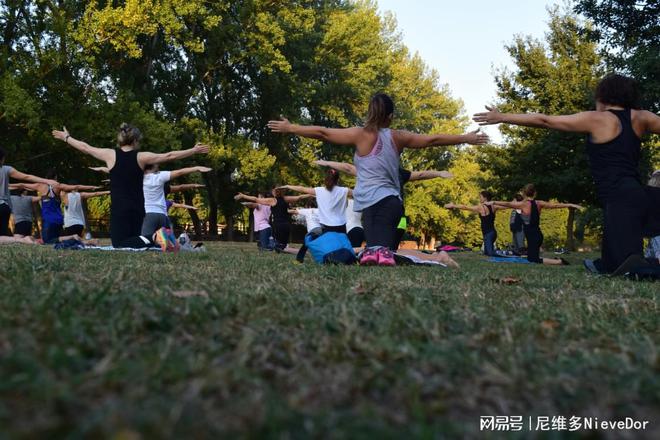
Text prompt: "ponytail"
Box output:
[[324, 168, 339, 191], [365, 93, 395, 131]]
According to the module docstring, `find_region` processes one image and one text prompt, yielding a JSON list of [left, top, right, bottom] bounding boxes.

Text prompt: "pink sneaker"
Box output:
[[359, 248, 379, 266], [377, 248, 396, 266]]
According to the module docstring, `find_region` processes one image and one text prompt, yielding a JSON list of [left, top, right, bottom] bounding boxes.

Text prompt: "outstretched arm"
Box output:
[[268, 118, 362, 146], [234, 193, 277, 206], [52, 127, 115, 165], [169, 183, 205, 193], [473, 106, 605, 134], [9, 182, 41, 191], [80, 191, 110, 200], [57, 184, 101, 192], [444, 203, 480, 213], [169, 166, 212, 180], [284, 194, 315, 203], [138, 143, 210, 167], [171, 203, 198, 211], [409, 170, 453, 181], [89, 166, 110, 174], [278, 185, 316, 196], [314, 160, 357, 176], [537, 201, 583, 210], [489, 200, 527, 209], [241, 202, 259, 209], [393, 129, 489, 150], [641, 110, 660, 134], [8, 169, 57, 186]]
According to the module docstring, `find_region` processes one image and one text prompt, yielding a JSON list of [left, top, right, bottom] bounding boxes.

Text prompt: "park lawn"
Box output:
[[0, 243, 657, 438]]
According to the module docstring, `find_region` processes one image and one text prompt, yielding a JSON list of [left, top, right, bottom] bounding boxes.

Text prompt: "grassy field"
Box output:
[[0, 243, 657, 438]]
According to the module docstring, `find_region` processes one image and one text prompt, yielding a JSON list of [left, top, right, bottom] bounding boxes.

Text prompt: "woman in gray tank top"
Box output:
[[10, 188, 39, 237], [268, 93, 489, 266]]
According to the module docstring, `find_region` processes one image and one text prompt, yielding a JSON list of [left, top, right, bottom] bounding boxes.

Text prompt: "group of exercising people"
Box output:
[[1, 73, 658, 273]]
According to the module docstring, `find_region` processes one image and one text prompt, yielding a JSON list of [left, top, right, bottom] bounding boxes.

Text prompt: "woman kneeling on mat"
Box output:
[[268, 93, 488, 266], [53, 124, 209, 249], [487, 184, 582, 265], [474, 74, 660, 274], [445, 191, 503, 256]]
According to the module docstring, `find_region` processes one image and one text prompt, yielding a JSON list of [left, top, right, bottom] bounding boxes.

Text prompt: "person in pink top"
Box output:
[[242, 192, 273, 250]]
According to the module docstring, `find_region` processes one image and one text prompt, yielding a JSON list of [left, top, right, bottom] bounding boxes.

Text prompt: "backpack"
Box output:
[[304, 232, 357, 265]]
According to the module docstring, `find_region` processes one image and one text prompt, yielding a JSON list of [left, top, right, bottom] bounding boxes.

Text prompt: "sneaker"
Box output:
[[359, 248, 379, 266], [154, 228, 175, 252], [377, 248, 396, 266]]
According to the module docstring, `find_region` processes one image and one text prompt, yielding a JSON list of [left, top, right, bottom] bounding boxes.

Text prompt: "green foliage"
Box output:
[[0, 245, 657, 437]]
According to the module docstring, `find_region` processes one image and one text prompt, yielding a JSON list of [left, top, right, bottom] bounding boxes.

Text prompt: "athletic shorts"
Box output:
[[63, 224, 84, 237], [13, 221, 33, 237]]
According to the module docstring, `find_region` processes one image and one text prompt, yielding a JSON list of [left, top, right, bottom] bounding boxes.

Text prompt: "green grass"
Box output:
[[0, 243, 657, 438]]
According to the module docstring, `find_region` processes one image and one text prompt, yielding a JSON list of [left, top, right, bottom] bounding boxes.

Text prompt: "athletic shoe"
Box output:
[[377, 247, 396, 266], [359, 248, 379, 266]]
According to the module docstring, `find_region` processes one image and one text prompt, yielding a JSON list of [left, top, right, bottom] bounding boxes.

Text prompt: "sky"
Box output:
[[376, 0, 561, 142]]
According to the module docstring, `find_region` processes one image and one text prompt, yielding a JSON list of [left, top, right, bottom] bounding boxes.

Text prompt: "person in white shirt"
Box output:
[[278, 169, 351, 234], [141, 164, 211, 237]]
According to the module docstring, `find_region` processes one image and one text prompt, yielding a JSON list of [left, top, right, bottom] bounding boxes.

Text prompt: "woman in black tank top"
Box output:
[[490, 184, 582, 265], [474, 74, 660, 273], [53, 123, 210, 248], [235, 187, 313, 251], [444, 191, 502, 256]]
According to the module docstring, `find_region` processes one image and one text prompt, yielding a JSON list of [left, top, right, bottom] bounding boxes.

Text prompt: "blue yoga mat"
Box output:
[[487, 257, 531, 264]]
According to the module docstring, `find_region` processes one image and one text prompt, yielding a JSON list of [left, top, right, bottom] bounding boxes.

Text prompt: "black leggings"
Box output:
[[524, 225, 544, 264], [111, 208, 148, 248], [272, 221, 291, 248], [0, 203, 11, 236], [597, 185, 660, 273], [362, 196, 404, 249]]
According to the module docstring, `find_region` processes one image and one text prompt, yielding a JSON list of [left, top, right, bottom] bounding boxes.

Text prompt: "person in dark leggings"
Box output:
[[52, 123, 210, 249], [268, 93, 488, 266], [489, 184, 582, 265], [235, 188, 313, 251], [509, 193, 526, 252], [445, 191, 503, 256], [475, 74, 660, 274]]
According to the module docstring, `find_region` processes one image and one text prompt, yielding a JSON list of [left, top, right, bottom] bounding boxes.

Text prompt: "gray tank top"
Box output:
[[64, 192, 86, 227], [352, 128, 401, 211], [0, 165, 14, 208], [10, 195, 33, 222]]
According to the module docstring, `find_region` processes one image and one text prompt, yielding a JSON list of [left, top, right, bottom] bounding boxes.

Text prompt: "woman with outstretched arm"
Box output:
[[474, 74, 660, 274], [487, 184, 582, 266], [269, 93, 487, 266], [53, 124, 209, 249], [444, 191, 505, 257], [235, 187, 313, 251]]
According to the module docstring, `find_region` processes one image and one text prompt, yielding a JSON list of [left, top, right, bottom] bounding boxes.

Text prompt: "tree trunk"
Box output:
[[183, 192, 202, 239], [225, 215, 234, 241], [204, 174, 218, 236], [565, 208, 576, 251], [248, 211, 254, 242]]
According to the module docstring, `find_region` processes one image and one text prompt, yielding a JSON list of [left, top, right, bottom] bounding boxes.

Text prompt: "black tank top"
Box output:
[[586, 109, 641, 201], [480, 204, 495, 234], [524, 200, 540, 229], [109, 149, 144, 212], [271, 196, 290, 223]]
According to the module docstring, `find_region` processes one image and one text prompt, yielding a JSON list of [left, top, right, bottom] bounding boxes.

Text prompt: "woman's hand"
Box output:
[[52, 127, 70, 142], [314, 160, 328, 167], [234, 193, 245, 201], [462, 129, 489, 145], [439, 171, 453, 179], [267, 118, 293, 133], [473, 106, 503, 126], [196, 166, 212, 173], [276, 185, 291, 190], [193, 143, 210, 154], [444, 203, 456, 209], [571, 204, 584, 210]]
